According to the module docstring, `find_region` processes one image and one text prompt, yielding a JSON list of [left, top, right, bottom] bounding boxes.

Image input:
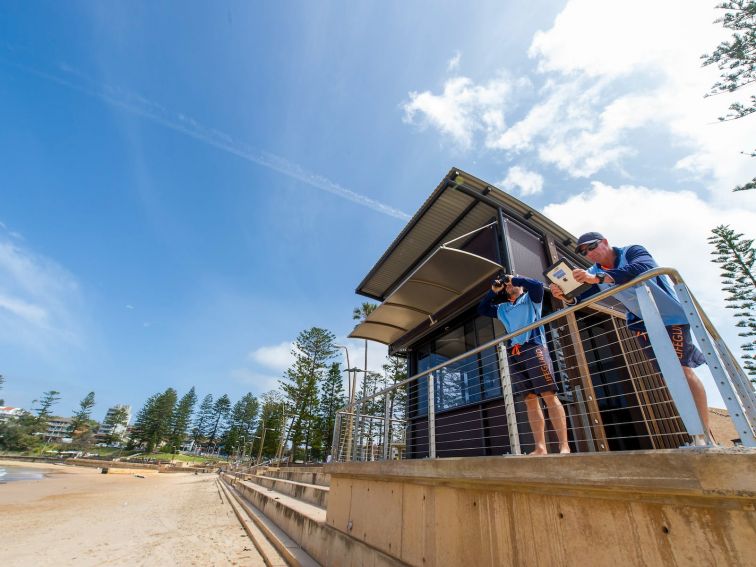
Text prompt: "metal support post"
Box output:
[[353, 403, 362, 461], [497, 343, 521, 455], [636, 284, 705, 438], [428, 372, 436, 458], [330, 414, 341, 461], [675, 283, 756, 446], [383, 395, 391, 461]]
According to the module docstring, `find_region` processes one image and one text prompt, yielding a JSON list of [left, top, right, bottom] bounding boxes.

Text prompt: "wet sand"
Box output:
[[0, 460, 265, 566]]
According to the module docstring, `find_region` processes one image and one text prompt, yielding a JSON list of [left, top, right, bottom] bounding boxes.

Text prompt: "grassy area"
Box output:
[[135, 452, 226, 463]]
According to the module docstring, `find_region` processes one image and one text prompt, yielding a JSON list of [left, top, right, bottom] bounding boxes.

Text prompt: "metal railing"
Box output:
[[332, 268, 756, 461]]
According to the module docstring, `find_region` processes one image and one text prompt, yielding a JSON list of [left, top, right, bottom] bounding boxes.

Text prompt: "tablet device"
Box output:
[[543, 257, 595, 300]]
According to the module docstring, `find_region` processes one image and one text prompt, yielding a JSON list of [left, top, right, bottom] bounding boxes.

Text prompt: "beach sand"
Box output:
[[0, 460, 265, 566]]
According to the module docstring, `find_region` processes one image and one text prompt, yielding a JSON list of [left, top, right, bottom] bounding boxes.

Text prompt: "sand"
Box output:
[[0, 460, 265, 567]]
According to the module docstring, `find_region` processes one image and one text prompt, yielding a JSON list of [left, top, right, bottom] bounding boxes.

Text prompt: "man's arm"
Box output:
[[511, 276, 545, 303], [477, 290, 499, 318], [602, 245, 656, 284]]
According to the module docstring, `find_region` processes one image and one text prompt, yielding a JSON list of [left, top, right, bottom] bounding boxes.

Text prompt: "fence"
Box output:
[[332, 268, 756, 461]]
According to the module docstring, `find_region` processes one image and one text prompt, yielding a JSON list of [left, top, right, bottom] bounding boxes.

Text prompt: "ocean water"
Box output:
[[0, 465, 46, 483]]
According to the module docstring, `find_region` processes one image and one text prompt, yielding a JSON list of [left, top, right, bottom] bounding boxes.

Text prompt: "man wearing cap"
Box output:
[[479, 274, 570, 455], [549, 232, 711, 443]]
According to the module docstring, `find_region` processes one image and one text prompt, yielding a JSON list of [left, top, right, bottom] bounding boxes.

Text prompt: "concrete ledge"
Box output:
[[249, 474, 329, 509], [325, 449, 756, 567], [326, 448, 756, 499], [265, 469, 330, 488]]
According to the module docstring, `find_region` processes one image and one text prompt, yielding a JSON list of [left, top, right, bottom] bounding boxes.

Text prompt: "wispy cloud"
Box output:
[[2, 58, 410, 221], [0, 225, 85, 354], [447, 51, 461, 72]]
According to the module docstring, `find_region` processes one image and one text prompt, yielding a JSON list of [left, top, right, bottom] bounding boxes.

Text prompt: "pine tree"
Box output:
[[316, 362, 346, 459], [69, 391, 96, 435], [252, 391, 284, 463], [280, 327, 337, 461], [221, 393, 259, 457], [192, 394, 214, 448], [207, 394, 231, 447], [168, 387, 197, 452], [102, 405, 130, 445], [701, 0, 756, 191], [131, 388, 178, 452], [353, 302, 378, 395], [33, 390, 61, 422], [0, 373, 5, 406], [709, 225, 756, 379]]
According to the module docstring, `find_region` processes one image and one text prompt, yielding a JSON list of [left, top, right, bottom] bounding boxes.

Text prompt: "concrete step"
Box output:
[[221, 473, 405, 567], [249, 473, 329, 509], [263, 468, 330, 487], [216, 478, 291, 567]]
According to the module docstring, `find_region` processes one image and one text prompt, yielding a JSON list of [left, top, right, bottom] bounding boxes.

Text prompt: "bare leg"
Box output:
[[683, 366, 712, 444], [541, 391, 570, 453], [525, 394, 547, 455]]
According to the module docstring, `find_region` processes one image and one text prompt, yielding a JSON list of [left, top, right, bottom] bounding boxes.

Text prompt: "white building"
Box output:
[[44, 416, 74, 443], [0, 406, 25, 422], [96, 405, 131, 444]]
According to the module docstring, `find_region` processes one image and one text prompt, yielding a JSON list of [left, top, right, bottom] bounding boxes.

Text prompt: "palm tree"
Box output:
[[352, 302, 378, 397]]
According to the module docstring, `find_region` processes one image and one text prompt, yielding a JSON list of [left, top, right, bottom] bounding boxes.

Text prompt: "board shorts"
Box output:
[[508, 341, 558, 398], [635, 324, 706, 369]]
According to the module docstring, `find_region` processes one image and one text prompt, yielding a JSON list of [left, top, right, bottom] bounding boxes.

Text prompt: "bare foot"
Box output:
[[528, 446, 547, 456], [559, 445, 571, 454]]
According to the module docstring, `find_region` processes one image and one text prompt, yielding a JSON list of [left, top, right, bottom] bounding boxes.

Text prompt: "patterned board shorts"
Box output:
[[635, 324, 706, 369], [508, 342, 558, 398]]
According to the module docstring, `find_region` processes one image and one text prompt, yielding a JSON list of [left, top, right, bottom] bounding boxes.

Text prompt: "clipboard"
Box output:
[[543, 257, 595, 300]]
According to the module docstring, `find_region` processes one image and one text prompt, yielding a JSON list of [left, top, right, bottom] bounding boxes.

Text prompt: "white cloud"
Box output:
[[125, 304, 134, 310], [402, 75, 520, 150], [0, 294, 48, 324], [447, 51, 461, 72], [499, 166, 544, 195], [230, 368, 281, 393], [249, 341, 295, 372], [402, 1, 756, 191], [543, 181, 756, 406]]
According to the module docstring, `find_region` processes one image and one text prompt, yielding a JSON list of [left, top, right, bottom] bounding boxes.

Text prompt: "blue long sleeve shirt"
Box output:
[[577, 245, 687, 330], [478, 276, 546, 346]]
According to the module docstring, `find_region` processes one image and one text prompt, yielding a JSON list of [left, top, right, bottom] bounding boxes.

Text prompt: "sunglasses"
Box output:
[[577, 241, 600, 256]]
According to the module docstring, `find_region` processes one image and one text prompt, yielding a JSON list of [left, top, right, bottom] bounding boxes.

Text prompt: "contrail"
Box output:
[[3, 58, 411, 221]]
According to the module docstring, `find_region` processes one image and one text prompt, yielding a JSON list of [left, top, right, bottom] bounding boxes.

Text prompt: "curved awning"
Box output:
[[349, 246, 502, 345]]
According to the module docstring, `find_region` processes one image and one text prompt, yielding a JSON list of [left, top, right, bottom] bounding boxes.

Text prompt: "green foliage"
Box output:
[[192, 394, 214, 447], [131, 388, 178, 452], [316, 362, 345, 459], [708, 225, 756, 378], [207, 394, 231, 445], [0, 411, 44, 451], [33, 390, 61, 422], [167, 387, 197, 452], [701, 1, 756, 191], [69, 391, 96, 435], [251, 391, 284, 462], [279, 327, 337, 461], [222, 392, 259, 456]]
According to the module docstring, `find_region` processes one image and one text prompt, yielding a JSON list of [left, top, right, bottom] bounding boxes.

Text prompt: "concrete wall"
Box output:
[[326, 449, 756, 567]]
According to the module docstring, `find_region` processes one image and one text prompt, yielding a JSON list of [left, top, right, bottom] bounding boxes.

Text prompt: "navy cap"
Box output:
[[575, 232, 605, 251]]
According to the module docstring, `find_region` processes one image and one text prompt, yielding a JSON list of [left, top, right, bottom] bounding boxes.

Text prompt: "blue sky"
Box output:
[[1, 1, 754, 419]]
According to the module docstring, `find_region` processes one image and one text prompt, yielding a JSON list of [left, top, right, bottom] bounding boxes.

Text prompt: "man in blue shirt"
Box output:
[[549, 232, 711, 443], [479, 274, 570, 455]]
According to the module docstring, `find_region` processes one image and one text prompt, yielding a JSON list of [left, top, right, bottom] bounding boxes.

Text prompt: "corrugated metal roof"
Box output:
[[356, 168, 581, 301]]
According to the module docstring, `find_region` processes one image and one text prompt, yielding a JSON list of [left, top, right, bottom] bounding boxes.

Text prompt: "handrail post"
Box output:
[[428, 372, 436, 458], [383, 394, 391, 461], [353, 403, 362, 461], [636, 283, 705, 439], [497, 343, 520, 455], [675, 283, 756, 447]]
